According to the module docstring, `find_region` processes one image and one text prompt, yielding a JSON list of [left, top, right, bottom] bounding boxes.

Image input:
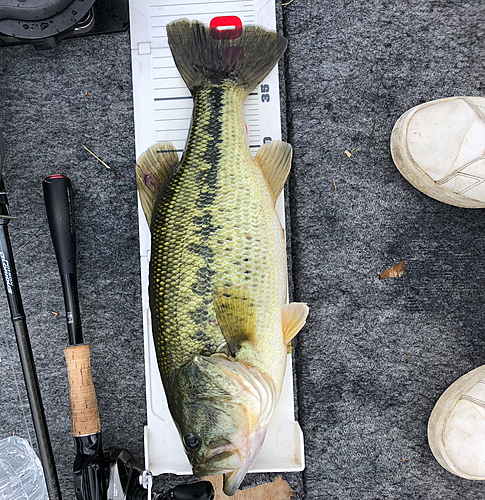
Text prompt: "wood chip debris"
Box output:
[[333, 179, 337, 190], [282, 0, 296, 6], [202, 475, 296, 499], [345, 150, 352, 158], [51, 311, 59, 317], [379, 260, 405, 279]]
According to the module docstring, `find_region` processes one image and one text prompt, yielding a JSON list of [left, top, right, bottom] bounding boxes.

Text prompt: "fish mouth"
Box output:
[[205, 442, 240, 461], [194, 448, 242, 477], [223, 469, 247, 496]]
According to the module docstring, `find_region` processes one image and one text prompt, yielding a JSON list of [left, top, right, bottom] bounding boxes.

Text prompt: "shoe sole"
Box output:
[[390, 96, 485, 209], [428, 364, 485, 479]]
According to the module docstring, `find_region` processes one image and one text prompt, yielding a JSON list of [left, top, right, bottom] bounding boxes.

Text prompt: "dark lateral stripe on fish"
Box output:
[[191, 86, 223, 336], [189, 84, 223, 331], [196, 85, 223, 211]]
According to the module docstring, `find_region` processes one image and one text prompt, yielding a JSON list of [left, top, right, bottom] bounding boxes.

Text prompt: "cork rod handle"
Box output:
[[65, 344, 101, 436]]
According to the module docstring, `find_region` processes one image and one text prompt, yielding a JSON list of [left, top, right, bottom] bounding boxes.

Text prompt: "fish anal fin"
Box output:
[[136, 142, 179, 228], [213, 287, 257, 356], [254, 140, 292, 202], [281, 302, 309, 345]]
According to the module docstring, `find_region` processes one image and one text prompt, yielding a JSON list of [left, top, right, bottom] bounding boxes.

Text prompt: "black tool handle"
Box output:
[[43, 175, 83, 345]]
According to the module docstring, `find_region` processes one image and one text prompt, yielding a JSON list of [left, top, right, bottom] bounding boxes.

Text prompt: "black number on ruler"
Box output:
[[261, 84, 270, 102]]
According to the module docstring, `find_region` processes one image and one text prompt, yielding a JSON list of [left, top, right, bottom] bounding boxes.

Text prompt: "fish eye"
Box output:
[[183, 433, 201, 450]]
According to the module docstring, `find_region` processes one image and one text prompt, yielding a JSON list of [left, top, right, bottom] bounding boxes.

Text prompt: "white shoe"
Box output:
[[428, 365, 485, 479], [390, 96, 485, 208]]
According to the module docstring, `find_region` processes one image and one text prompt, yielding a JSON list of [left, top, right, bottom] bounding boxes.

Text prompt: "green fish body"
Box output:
[[136, 19, 308, 496]]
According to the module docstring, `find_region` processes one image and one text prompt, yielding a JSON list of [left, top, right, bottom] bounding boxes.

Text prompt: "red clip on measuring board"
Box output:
[[210, 16, 243, 39], [129, 2, 304, 477]]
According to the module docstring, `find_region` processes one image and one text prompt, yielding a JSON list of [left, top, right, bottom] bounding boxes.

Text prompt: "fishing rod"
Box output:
[[43, 174, 214, 500], [0, 133, 62, 500], [43, 174, 106, 500]]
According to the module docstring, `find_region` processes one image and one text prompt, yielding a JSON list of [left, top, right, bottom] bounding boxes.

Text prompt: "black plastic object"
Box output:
[[159, 482, 215, 500], [74, 433, 106, 500], [105, 449, 215, 500], [43, 175, 83, 346], [0, 0, 73, 21], [0, 133, 62, 500], [105, 449, 142, 500], [0, 0, 129, 49]]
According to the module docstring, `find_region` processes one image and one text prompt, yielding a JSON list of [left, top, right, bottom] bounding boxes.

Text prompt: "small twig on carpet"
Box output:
[[367, 119, 377, 156], [82, 145, 111, 169], [282, 0, 296, 6], [82, 145, 123, 177]]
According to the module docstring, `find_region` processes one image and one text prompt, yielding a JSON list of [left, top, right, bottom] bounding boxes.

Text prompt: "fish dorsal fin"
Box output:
[[213, 287, 257, 356], [281, 302, 309, 344], [136, 142, 179, 228], [254, 140, 292, 202]]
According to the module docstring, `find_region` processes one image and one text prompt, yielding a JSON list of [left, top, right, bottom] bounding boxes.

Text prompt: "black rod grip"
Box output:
[[43, 175, 83, 345], [43, 175, 76, 276]]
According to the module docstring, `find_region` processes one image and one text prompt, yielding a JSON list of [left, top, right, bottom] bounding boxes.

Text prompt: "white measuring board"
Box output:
[[129, 0, 304, 476]]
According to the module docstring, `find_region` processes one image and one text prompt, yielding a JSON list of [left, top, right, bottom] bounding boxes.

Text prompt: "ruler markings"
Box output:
[[150, 0, 247, 6], [153, 87, 189, 90], [155, 107, 193, 112], [153, 76, 185, 81], [151, 8, 252, 19], [154, 96, 192, 101], [156, 119, 191, 123], [155, 128, 187, 132]]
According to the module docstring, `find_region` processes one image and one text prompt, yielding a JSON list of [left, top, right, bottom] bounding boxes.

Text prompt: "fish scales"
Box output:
[[149, 80, 287, 391]]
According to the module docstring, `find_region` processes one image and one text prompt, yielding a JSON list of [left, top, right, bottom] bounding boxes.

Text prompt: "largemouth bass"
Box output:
[[136, 19, 308, 496]]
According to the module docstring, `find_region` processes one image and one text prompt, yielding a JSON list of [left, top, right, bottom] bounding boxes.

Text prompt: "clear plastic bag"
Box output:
[[0, 436, 48, 500]]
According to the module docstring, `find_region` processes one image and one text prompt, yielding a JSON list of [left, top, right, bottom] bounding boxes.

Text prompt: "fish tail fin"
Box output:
[[167, 19, 287, 94]]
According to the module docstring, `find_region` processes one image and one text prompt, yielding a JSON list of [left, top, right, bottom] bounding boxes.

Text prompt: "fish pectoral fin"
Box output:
[[213, 288, 257, 356], [254, 140, 292, 203], [136, 142, 179, 228], [281, 302, 309, 345]]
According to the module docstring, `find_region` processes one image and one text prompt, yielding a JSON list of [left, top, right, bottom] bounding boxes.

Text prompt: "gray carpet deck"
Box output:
[[1, 1, 485, 498]]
